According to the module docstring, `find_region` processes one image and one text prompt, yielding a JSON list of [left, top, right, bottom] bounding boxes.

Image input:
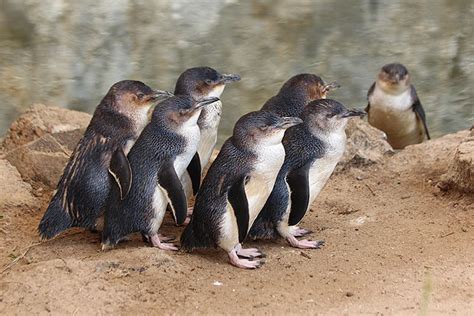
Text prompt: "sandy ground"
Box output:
[[0, 130, 473, 315]]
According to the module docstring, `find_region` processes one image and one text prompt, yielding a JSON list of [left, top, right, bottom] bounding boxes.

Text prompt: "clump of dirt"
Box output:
[[0, 110, 472, 314], [439, 128, 474, 193]]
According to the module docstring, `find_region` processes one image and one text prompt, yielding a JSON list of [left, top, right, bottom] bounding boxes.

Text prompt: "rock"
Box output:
[[439, 128, 474, 193], [5, 130, 84, 188], [0, 159, 37, 210], [336, 118, 393, 172], [1, 104, 90, 188], [2, 104, 91, 152]]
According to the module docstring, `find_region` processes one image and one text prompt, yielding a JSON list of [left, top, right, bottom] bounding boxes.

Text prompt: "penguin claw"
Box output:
[[149, 234, 179, 251], [158, 234, 176, 242], [289, 226, 313, 237], [156, 242, 179, 251], [230, 256, 264, 269], [229, 245, 265, 269], [287, 235, 325, 249], [187, 207, 194, 217], [142, 233, 175, 243], [236, 247, 265, 259]]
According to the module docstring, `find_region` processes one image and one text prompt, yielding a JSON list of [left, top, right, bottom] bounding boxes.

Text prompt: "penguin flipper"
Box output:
[[108, 147, 132, 200], [410, 85, 430, 140], [228, 176, 250, 243], [158, 160, 187, 225], [365, 82, 375, 113], [187, 153, 202, 195], [287, 163, 311, 226]]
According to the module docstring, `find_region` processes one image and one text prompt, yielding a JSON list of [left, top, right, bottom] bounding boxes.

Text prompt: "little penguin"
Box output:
[[38, 81, 172, 239], [366, 63, 430, 149], [261, 73, 340, 117], [174, 67, 240, 199], [249, 99, 366, 249], [181, 111, 303, 269], [101, 95, 219, 250]]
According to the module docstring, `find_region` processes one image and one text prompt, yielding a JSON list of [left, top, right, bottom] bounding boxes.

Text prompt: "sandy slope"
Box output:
[[0, 130, 472, 315]]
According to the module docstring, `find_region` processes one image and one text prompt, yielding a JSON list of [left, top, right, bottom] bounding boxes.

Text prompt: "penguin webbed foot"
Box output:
[[228, 244, 265, 269], [187, 206, 194, 217], [142, 233, 176, 243], [289, 225, 313, 238], [286, 235, 324, 249], [236, 247, 266, 260], [149, 234, 179, 251]]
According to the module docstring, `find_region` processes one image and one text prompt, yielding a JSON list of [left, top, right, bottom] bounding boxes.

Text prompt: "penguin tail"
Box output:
[[248, 220, 279, 240], [180, 222, 211, 251], [38, 196, 73, 240]]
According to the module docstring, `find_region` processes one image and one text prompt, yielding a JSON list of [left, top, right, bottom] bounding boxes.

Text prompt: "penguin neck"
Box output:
[[375, 80, 410, 96], [307, 122, 347, 151], [100, 94, 150, 136], [93, 101, 138, 138], [281, 89, 312, 117], [198, 100, 222, 129], [230, 136, 258, 157], [174, 84, 225, 130]]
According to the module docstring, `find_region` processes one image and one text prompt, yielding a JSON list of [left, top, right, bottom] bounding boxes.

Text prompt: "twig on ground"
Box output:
[[440, 232, 454, 238], [364, 183, 376, 196], [1, 242, 42, 274]]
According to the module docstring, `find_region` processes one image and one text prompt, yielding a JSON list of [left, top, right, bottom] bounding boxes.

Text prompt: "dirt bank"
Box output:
[[0, 108, 472, 315]]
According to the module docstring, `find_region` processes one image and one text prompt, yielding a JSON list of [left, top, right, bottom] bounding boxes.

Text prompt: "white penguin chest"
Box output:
[[245, 143, 286, 228], [174, 124, 201, 177], [369, 87, 418, 137], [307, 134, 346, 210], [149, 124, 200, 234], [198, 101, 222, 168]]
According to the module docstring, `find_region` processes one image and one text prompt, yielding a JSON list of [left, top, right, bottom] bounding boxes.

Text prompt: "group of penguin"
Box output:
[[38, 63, 430, 269]]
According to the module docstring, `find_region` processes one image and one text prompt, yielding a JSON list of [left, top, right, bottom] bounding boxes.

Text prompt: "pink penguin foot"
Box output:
[[228, 244, 264, 269], [149, 234, 178, 251], [157, 234, 175, 242], [187, 207, 194, 217], [235, 244, 264, 259], [286, 235, 324, 249], [289, 226, 313, 237], [182, 207, 194, 225]]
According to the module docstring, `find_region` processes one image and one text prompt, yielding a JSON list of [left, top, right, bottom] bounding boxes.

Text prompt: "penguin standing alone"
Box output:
[[261, 73, 340, 117], [181, 111, 302, 269], [249, 100, 366, 249], [38, 81, 171, 239], [174, 67, 240, 199], [101, 95, 219, 250], [366, 63, 430, 149]]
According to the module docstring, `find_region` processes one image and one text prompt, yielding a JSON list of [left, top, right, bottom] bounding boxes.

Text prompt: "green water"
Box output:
[[1, 0, 473, 145]]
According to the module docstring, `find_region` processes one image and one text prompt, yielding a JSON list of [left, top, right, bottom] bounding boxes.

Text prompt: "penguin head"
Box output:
[[377, 63, 411, 94], [105, 80, 173, 111], [303, 99, 366, 132], [152, 95, 220, 129], [232, 111, 302, 149], [174, 67, 240, 100], [279, 74, 340, 101]]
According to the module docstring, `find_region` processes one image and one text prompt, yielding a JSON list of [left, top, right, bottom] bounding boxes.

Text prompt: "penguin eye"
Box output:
[[259, 125, 269, 131], [205, 79, 214, 85], [136, 92, 145, 99]]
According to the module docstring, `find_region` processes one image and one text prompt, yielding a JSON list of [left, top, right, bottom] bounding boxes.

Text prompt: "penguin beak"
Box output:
[[193, 96, 220, 110], [219, 73, 241, 84], [323, 81, 340, 93], [277, 116, 303, 129], [341, 108, 366, 118], [151, 90, 174, 101]]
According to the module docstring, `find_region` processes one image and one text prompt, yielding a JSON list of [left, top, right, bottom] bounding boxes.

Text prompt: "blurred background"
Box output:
[[0, 0, 473, 145]]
